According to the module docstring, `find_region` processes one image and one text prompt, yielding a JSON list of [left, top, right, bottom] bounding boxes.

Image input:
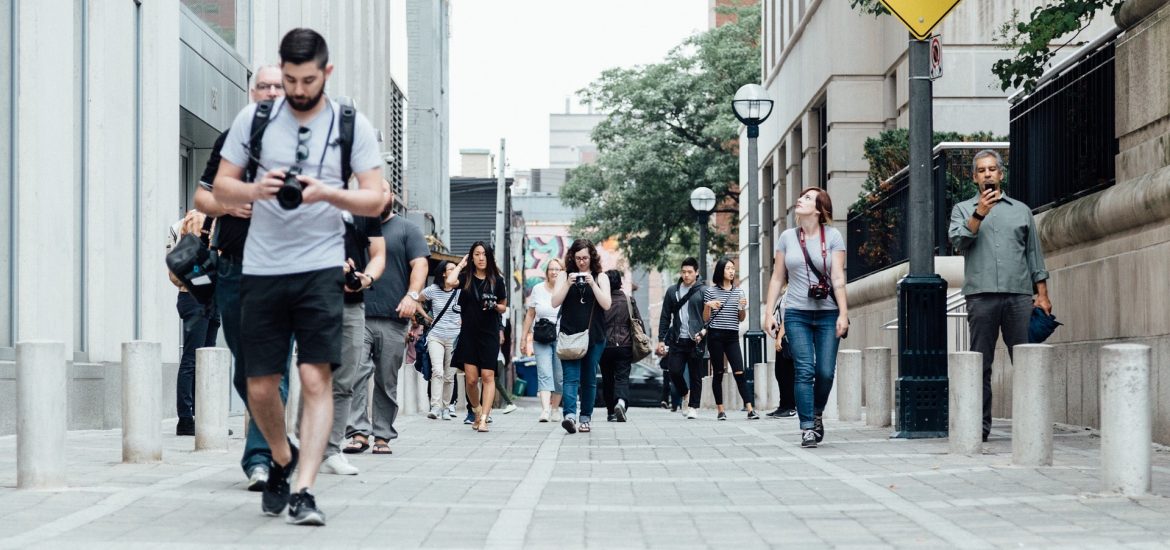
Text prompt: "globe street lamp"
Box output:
[[690, 186, 716, 281], [732, 83, 774, 376]]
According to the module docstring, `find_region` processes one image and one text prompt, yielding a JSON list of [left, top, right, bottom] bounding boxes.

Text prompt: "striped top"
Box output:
[[702, 285, 745, 331]]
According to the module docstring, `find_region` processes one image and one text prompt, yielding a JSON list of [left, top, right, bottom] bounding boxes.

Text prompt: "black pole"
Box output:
[[698, 212, 709, 282], [743, 125, 765, 379]]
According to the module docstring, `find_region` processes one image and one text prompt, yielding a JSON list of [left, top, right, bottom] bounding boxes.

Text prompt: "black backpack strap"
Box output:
[[246, 99, 276, 181], [337, 96, 357, 184]]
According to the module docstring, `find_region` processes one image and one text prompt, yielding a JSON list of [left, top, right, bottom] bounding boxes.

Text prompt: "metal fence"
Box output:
[[847, 144, 1010, 282], [1009, 34, 1117, 212]]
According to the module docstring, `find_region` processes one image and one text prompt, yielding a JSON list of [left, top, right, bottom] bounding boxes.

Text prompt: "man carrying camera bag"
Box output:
[[213, 28, 384, 526]]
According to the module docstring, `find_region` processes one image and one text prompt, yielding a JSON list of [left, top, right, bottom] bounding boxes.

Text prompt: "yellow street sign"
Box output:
[[878, 0, 962, 40]]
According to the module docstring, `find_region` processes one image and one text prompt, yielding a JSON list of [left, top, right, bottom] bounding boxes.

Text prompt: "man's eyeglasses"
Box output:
[[254, 83, 282, 92]]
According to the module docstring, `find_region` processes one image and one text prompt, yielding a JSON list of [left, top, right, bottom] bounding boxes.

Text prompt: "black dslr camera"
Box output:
[[276, 166, 304, 210], [481, 293, 498, 311], [344, 269, 363, 291], [808, 281, 831, 300], [574, 275, 587, 289]]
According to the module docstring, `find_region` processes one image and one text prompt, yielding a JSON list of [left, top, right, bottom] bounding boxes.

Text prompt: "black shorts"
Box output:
[[454, 332, 500, 373], [241, 267, 344, 376]]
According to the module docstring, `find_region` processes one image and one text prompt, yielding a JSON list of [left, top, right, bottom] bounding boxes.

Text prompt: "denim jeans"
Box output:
[[784, 308, 841, 430], [216, 255, 288, 474], [533, 341, 563, 394], [176, 291, 219, 418], [561, 340, 604, 422]]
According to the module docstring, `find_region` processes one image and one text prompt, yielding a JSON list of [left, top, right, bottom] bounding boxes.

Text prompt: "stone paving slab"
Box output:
[[2, 400, 1170, 549]]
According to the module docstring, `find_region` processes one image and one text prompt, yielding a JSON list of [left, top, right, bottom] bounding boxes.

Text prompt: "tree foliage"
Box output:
[[560, 5, 761, 270], [848, 0, 1117, 93]]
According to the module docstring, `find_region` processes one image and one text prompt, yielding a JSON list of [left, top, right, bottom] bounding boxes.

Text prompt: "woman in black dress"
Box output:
[[447, 241, 507, 432]]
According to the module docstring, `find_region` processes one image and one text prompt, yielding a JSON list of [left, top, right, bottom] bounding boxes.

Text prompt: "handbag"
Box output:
[[626, 295, 652, 362], [556, 290, 595, 360], [533, 318, 557, 344], [414, 290, 457, 381], [165, 217, 217, 305]]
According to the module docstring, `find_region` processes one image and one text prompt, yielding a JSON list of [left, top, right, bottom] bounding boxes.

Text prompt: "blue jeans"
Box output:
[[784, 309, 841, 430], [217, 255, 289, 474], [560, 340, 603, 422], [176, 292, 219, 418], [534, 341, 563, 393]]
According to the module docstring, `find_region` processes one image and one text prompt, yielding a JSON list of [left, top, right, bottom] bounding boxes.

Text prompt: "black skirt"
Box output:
[[454, 331, 499, 372]]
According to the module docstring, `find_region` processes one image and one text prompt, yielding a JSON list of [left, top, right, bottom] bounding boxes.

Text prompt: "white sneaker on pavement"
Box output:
[[428, 406, 441, 419], [685, 408, 698, 420], [539, 408, 550, 422], [320, 453, 359, 475], [503, 403, 518, 414]]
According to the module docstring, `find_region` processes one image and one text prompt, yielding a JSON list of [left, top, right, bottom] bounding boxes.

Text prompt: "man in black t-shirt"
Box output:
[[193, 64, 284, 491]]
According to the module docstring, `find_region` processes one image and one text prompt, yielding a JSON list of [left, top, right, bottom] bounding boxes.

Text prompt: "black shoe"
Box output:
[[562, 417, 578, 434], [766, 407, 784, 418], [779, 408, 797, 417], [286, 488, 326, 526], [717, 411, 727, 421], [607, 414, 617, 422], [614, 401, 627, 422], [660, 400, 670, 410], [176, 417, 195, 436], [670, 404, 679, 412], [747, 410, 760, 420], [262, 442, 299, 517], [982, 433, 990, 443], [813, 414, 825, 443], [801, 429, 818, 448]]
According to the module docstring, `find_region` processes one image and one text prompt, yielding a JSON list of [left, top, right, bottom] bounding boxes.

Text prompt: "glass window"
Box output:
[[0, 0, 12, 349], [181, 0, 236, 48]]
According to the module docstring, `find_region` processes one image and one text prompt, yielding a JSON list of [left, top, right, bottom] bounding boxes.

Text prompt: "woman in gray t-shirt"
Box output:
[[763, 187, 850, 449]]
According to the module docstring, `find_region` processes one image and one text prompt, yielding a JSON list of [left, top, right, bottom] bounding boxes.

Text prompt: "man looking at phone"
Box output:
[[948, 149, 1051, 443]]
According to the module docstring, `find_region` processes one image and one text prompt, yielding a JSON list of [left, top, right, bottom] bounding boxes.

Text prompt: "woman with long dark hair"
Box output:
[[600, 269, 642, 422], [447, 241, 507, 432], [419, 260, 461, 420], [702, 258, 758, 420], [551, 239, 612, 434]]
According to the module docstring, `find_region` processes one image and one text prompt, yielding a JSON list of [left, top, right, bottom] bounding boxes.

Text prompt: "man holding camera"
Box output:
[[656, 257, 707, 420], [213, 29, 385, 526], [949, 149, 1051, 443]]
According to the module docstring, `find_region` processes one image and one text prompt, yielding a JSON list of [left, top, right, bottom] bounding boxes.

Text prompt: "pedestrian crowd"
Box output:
[[166, 27, 1051, 528]]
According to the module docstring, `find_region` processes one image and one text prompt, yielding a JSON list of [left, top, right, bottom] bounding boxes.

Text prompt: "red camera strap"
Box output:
[[798, 225, 829, 286]]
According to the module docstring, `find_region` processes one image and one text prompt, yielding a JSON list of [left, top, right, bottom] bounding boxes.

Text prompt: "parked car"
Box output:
[[594, 356, 665, 408]]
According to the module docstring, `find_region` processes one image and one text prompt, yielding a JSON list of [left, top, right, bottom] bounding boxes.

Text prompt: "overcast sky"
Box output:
[[447, 0, 709, 176]]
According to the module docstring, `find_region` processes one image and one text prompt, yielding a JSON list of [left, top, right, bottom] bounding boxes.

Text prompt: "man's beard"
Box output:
[[287, 87, 325, 111]]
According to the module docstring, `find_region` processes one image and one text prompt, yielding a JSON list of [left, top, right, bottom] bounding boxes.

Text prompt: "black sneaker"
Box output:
[[747, 410, 760, 420], [813, 414, 825, 443], [607, 414, 617, 422], [717, 411, 727, 421], [801, 429, 818, 448], [262, 442, 299, 517], [766, 407, 784, 418], [614, 401, 627, 422], [562, 416, 577, 434], [779, 408, 797, 417], [176, 417, 195, 436], [286, 488, 326, 526]]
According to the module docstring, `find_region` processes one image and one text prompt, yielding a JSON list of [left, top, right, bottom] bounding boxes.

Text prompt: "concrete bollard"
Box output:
[[863, 347, 892, 428], [16, 341, 68, 489], [122, 341, 162, 464], [948, 351, 983, 455], [1100, 344, 1152, 495], [1012, 344, 1053, 466], [195, 347, 231, 451], [836, 350, 862, 422]]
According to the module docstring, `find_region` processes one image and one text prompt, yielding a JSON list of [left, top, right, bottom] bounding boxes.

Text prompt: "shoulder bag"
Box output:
[[414, 289, 457, 381], [626, 295, 652, 361], [556, 288, 595, 360], [694, 288, 736, 361]]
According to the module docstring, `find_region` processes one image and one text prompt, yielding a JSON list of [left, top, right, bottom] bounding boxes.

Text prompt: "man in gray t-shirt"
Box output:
[[212, 28, 384, 526]]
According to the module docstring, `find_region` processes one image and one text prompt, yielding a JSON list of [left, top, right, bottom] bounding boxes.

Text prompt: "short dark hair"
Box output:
[[711, 257, 735, 287], [606, 269, 622, 289], [279, 28, 329, 69], [681, 257, 699, 271]]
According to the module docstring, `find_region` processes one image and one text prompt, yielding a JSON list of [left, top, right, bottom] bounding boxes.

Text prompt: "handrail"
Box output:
[[881, 290, 967, 330], [1007, 25, 1122, 105], [860, 142, 1011, 201]]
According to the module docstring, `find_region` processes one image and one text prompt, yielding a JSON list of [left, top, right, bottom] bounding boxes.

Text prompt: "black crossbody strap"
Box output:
[[703, 290, 737, 330], [672, 285, 700, 315], [800, 242, 829, 286], [431, 290, 457, 329]]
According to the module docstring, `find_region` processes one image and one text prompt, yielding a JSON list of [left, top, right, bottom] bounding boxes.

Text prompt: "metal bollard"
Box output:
[[1100, 344, 1152, 495], [122, 341, 162, 464], [863, 347, 892, 428], [948, 351, 982, 454], [1012, 344, 1053, 466], [195, 347, 231, 451], [17, 341, 68, 488], [836, 350, 862, 422]]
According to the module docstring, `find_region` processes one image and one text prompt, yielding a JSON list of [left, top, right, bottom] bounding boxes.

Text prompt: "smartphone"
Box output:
[[982, 182, 995, 193]]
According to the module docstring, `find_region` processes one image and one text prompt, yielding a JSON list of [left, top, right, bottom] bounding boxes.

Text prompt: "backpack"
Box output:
[[245, 96, 359, 184]]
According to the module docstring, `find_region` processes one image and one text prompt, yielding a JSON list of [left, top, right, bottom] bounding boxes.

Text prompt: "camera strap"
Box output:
[[799, 225, 834, 302], [428, 289, 457, 333]]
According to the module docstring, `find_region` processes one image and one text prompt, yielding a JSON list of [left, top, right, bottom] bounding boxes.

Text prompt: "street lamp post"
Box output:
[[690, 186, 716, 281], [732, 84, 774, 373]]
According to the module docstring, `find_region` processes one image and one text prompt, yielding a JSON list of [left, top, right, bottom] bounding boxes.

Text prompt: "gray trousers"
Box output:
[[965, 293, 1032, 436], [346, 317, 408, 442], [327, 303, 366, 457]]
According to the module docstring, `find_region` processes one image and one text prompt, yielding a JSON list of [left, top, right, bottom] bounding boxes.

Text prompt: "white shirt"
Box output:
[[528, 282, 560, 321]]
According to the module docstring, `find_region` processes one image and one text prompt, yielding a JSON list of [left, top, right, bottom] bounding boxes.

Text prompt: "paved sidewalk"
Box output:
[[3, 400, 1170, 549]]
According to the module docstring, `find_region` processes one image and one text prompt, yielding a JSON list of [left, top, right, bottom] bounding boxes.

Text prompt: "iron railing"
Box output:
[[1009, 30, 1118, 212]]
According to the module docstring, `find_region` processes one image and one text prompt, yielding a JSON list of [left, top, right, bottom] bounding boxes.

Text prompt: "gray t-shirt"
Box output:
[[364, 215, 430, 320], [220, 97, 383, 276], [677, 283, 695, 339], [776, 226, 845, 311]]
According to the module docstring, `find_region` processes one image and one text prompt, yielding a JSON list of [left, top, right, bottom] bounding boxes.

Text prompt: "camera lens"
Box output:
[[344, 270, 362, 290], [277, 167, 303, 210]]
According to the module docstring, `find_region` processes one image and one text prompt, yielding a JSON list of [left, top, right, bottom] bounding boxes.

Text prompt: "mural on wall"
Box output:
[[521, 223, 624, 295]]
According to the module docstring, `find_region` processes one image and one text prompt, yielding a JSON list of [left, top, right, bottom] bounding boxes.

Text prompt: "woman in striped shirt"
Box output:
[[702, 258, 759, 420]]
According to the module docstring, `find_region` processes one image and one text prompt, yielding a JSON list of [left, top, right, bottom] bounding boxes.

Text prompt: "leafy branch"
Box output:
[[991, 1, 1120, 92]]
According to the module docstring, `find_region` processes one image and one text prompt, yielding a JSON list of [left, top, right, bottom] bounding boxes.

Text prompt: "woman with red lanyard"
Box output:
[[763, 187, 849, 448]]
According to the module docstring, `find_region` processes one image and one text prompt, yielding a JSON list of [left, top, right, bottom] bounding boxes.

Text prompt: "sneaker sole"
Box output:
[[561, 419, 577, 434], [614, 407, 626, 422], [427, 413, 439, 419], [247, 479, 267, 492], [801, 441, 818, 448], [286, 511, 326, 526]]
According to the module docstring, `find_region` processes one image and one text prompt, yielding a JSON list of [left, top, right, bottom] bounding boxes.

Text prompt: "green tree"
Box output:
[[560, 5, 760, 270], [849, 0, 1117, 93]]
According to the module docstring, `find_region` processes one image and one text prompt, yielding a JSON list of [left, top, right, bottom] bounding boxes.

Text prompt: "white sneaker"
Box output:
[[442, 409, 452, 420], [539, 409, 551, 422], [320, 453, 359, 476], [427, 406, 441, 419], [552, 409, 563, 422], [685, 408, 698, 420], [447, 404, 456, 415], [503, 403, 518, 414]]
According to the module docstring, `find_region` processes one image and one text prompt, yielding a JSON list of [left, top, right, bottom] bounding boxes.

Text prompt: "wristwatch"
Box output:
[[408, 290, 420, 301]]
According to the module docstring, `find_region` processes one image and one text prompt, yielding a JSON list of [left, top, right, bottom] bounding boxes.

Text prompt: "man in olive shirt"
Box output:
[[948, 150, 1052, 442]]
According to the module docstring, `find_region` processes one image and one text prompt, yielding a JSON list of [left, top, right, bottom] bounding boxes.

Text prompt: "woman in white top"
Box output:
[[419, 260, 462, 420], [522, 259, 564, 422]]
